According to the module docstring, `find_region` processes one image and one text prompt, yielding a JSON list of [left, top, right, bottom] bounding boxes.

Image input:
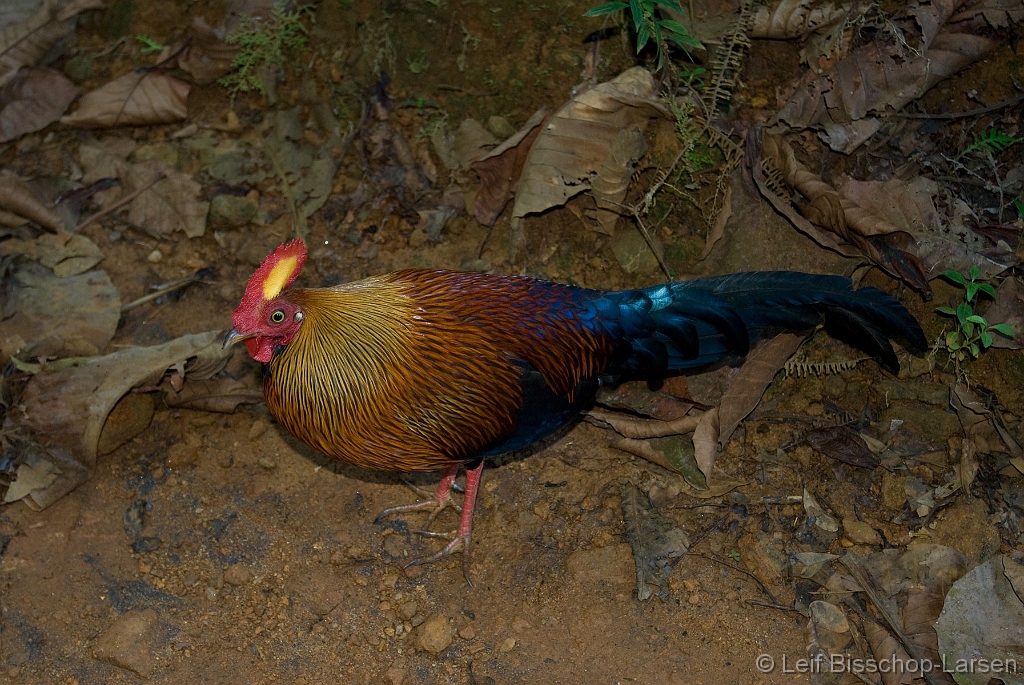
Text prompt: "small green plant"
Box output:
[[584, 0, 702, 73], [406, 51, 430, 74], [936, 265, 1015, 379], [728, 549, 741, 563], [135, 35, 164, 53], [955, 128, 1024, 163], [219, 3, 314, 97]]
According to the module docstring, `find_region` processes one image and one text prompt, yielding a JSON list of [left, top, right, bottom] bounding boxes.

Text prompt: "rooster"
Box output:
[[225, 239, 925, 581]]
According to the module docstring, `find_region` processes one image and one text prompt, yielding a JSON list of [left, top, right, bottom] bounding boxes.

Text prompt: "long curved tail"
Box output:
[[583, 272, 927, 375]]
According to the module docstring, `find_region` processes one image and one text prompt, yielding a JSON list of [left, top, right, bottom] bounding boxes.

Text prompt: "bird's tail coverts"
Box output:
[[589, 271, 925, 375]]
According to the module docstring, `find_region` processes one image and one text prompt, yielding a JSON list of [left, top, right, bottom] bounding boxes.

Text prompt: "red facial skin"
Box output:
[[235, 298, 305, 363]]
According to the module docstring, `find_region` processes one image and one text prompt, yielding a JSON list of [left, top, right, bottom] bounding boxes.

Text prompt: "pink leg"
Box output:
[[373, 464, 461, 528], [404, 461, 485, 585]]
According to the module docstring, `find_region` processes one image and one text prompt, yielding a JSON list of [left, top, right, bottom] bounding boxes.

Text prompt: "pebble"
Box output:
[[842, 518, 882, 545], [91, 609, 159, 677], [458, 623, 476, 640], [249, 419, 269, 440], [415, 614, 452, 654], [497, 637, 516, 653], [223, 564, 251, 586], [147, 249, 162, 263], [257, 457, 277, 470], [385, 667, 406, 685], [399, 601, 418, 620], [167, 434, 202, 467]]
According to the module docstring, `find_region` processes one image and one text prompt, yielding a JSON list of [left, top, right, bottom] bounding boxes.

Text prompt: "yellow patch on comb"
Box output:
[[263, 256, 299, 300]]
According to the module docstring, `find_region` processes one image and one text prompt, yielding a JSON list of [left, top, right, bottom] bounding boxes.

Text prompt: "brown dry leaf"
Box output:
[[700, 184, 732, 259], [935, 556, 1024, 685], [595, 381, 697, 421], [61, 70, 190, 129], [125, 160, 208, 238], [470, 108, 546, 226], [0, 0, 104, 89], [0, 66, 77, 142], [0, 230, 103, 276], [805, 600, 858, 685], [777, 6, 998, 153], [848, 545, 972, 685], [692, 405, 720, 482], [806, 425, 880, 468], [511, 67, 669, 224], [160, 377, 263, 412], [175, 16, 239, 85], [950, 383, 1022, 457], [749, 0, 850, 39], [757, 132, 931, 297], [587, 408, 701, 439], [0, 262, 120, 364], [452, 119, 499, 168], [0, 169, 62, 231], [951, 0, 1024, 27], [591, 126, 648, 234], [718, 332, 807, 448], [621, 481, 689, 601], [3, 331, 231, 507]]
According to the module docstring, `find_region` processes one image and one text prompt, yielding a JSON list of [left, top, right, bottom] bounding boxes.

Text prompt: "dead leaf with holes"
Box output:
[[2, 332, 234, 508], [0, 230, 103, 276], [776, 0, 999, 152], [61, 70, 190, 129], [470, 108, 546, 226], [0, 66, 77, 142], [0, 169, 62, 231], [511, 67, 669, 231], [0, 0, 105, 89], [756, 132, 932, 297], [174, 16, 240, 85]]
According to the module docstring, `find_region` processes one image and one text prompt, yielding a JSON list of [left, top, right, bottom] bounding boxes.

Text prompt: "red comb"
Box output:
[[232, 239, 307, 327]]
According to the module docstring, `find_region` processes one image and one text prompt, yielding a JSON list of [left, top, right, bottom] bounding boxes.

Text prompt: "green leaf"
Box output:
[[970, 264, 980, 281], [942, 270, 967, 286], [935, 305, 956, 316], [990, 323, 1016, 337], [656, 0, 685, 12], [956, 302, 972, 324], [963, 320, 975, 338], [629, 0, 644, 28], [634, 20, 651, 50], [981, 331, 993, 348], [946, 331, 961, 348], [584, 2, 628, 16], [1014, 197, 1024, 219], [966, 315, 987, 325], [969, 342, 980, 358], [967, 282, 979, 301], [979, 283, 996, 299]]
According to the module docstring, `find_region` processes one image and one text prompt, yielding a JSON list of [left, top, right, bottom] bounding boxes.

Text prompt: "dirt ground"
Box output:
[[2, 0, 1023, 683]]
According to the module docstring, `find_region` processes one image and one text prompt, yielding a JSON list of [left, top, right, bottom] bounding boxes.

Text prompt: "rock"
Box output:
[[486, 115, 516, 139], [565, 544, 634, 590], [457, 623, 476, 640], [91, 609, 159, 677], [929, 499, 1001, 562], [222, 564, 251, 586], [609, 229, 661, 276], [384, 667, 406, 685], [248, 418, 269, 440], [881, 471, 908, 510], [497, 637, 516, 653], [414, 614, 451, 654], [167, 433, 202, 467], [209, 194, 257, 229], [842, 518, 882, 545], [132, 143, 180, 168], [98, 392, 155, 455], [398, 601, 418, 620]]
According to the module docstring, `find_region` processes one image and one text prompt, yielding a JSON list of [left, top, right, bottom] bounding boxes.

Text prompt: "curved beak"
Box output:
[[223, 328, 257, 349]]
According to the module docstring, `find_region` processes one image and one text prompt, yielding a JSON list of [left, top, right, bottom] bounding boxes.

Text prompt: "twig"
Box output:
[[838, 554, 943, 685], [746, 599, 801, 612], [690, 551, 779, 605], [893, 92, 1024, 120], [120, 268, 215, 312], [74, 172, 165, 233]]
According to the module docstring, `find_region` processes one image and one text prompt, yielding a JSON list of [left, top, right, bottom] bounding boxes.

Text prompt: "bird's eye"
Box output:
[[270, 309, 286, 324]]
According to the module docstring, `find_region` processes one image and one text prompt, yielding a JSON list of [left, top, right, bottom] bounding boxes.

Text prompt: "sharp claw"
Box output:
[[403, 534, 473, 585]]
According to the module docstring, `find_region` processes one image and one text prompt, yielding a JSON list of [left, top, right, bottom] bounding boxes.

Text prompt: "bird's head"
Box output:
[[225, 239, 308, 363]]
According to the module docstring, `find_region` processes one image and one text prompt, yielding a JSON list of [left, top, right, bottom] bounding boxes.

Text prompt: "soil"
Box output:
[[2, 1, 1023, 684]]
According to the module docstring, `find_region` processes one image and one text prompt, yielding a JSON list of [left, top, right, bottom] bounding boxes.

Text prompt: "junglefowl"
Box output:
[[225, 239, 926, 582]]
